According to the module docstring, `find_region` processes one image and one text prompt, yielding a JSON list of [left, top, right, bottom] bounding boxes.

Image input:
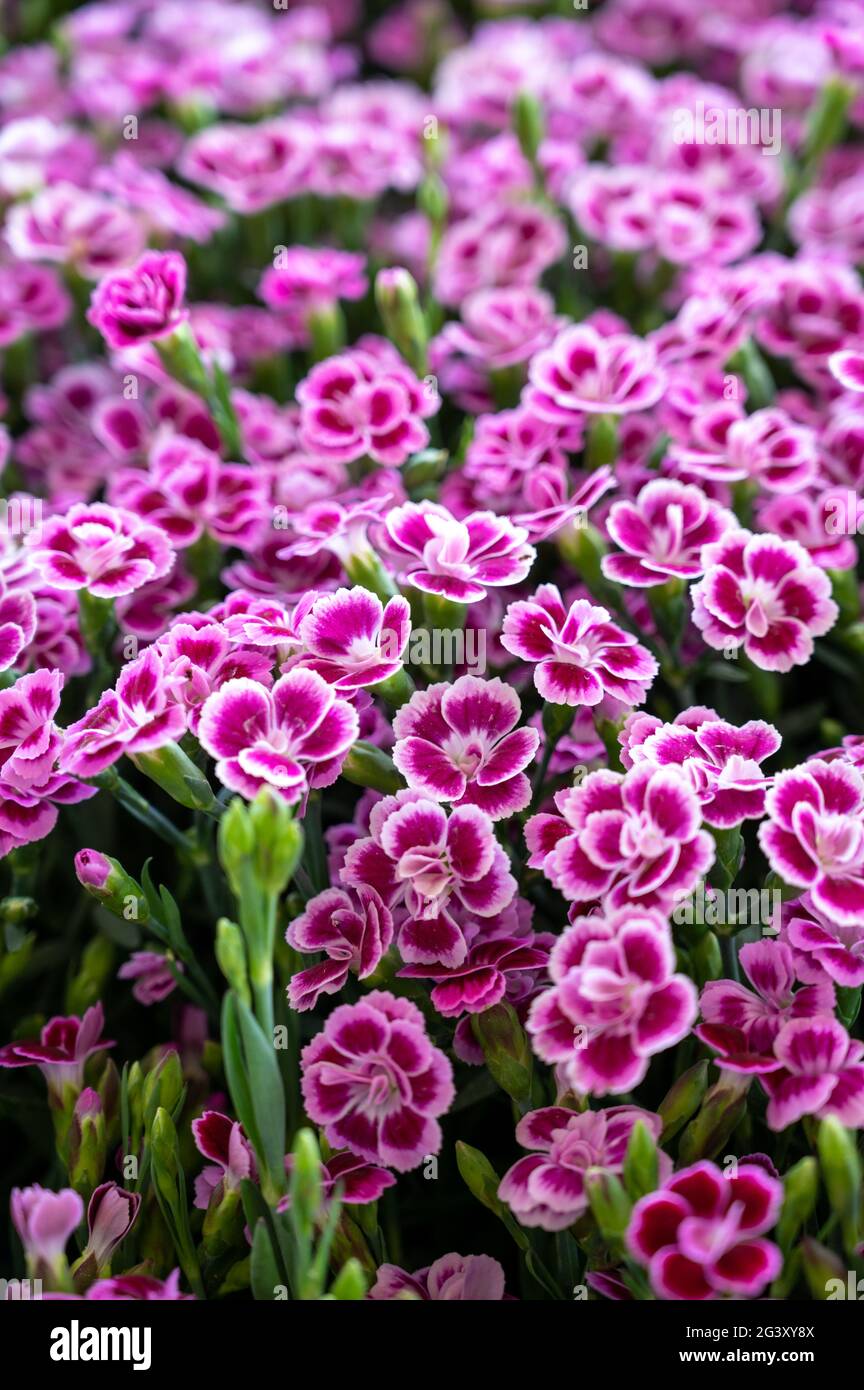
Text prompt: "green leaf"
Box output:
[[222, 992, 286, 1199]]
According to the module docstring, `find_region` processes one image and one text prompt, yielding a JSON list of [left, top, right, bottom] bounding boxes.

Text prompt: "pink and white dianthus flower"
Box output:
[[342, 789, 517, 966], [620, 707, 780, 829], [179, 118, 313, 214], [432, 286, 564, 372], [690, 530, 838, 672], [0, 1002, 113, 1100], [26, 502, 174, 600], [695, 940, 835, 1075], [526, 765, 715, 912], [525, 324, 665, 421], [759, 759, 864, 925], [782, 897, 864, 990], [434, 203, 566, 307], [761, 1017, 864, 1131], [118, 952, 181, 1007], [369, 1253, 508, 1301], [756, 492, 859, 572], [11, 1185, 83, 1265], [384, 501, 535, 604], [627, 1161, 782, 1300], [258, 247, 367, 341], [191, 1110, 257, 1212], [4, 183, 144, 279], [502, 584, 658, 708], [199, 668, 358, 803], [88, 250, 188, 351], [296, 347, 438, 466], [601, 479, 735, 588], [286, 884, 394, 1012], [398, 934, 550, 1019], [110, 437, 269, 552], [156, 621, 273, 735], [60, 648, 186, 778], [300, 989, 454, 1172], [723, 408, 818, 494], [296, 587, 411, 691], [526, 906, 698, 1095], [392, 675, 539, 819], [499, 1105, 668, 1231]]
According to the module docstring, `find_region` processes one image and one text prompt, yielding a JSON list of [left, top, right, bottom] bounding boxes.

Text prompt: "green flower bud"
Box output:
[[131, 742, 219, 813], [801, 1237, 847, 1300], [218, 797, 256, 892], [290, 1128, 325, 1238], [66, 1088, 106, 1200], [74, 849, 149, 925], [678, 1076, 750, 1165], [585, 1169, 632, 1242], [249, 788, 304, 894], [658, 1061, 709, 1142], [341, 742, 406, 794], [66, 935, 117, 1016], [216, 918, 250, 1005], [143, 1049, 184, 1132], [472, 1002, 536, 1110], [622, 1119, 659, 1201], [777, 1156, 819, 1253], [375, 267, 428, 376], [512, 90, 544, 166], [329, 1258, 367, 1300], [818, 1115, 862, 1257]]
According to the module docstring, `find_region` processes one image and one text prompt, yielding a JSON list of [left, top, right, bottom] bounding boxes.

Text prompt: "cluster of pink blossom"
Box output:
[[0, 0, 863, 1314]]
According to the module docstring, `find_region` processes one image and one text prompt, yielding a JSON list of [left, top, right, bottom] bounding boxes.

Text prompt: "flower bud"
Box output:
[[658, 1061, 709, 1142], [329, 1257, 368, 1300], [66, 1088, 106, 1200], [801, 1236, 847, 1300], [818, 1115, 862, 1257], [472, 1002, 536, 1110], [84, 1182, 140, 1271], [290, 1127, 324, 1239], [585, 1169, 632, 1242], [74, 850, 149, 925], [513, 90, 544, 165], [248, 788, 304, 894], [375, 267, 428, 376], [131, 742, 220, 813], [216, 918, 251, 1005], [217, 797, 255, 894], [143, 1048, 184, 1132], [777, 1156, 819, 1252], [341, 742, 406, 795], [622, 1119, 659, 1201], [678, 1076, 750, 1165]]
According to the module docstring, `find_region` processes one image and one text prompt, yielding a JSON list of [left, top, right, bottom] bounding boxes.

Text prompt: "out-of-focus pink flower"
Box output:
[[86, 1270, 194, 1300], [620, 707, 780, 829], [526, 324, 665, 419], [118, 951, 181, 1006], [761, 1017, 864, 1131], [301, 990, 454, 1172], [759, 759, 864, 925], [602, 479, 734, 588], [433, 286, 564, 372], [297, 347, 438, 466], [392, 675, 539, 819], [627, 1161, 782, 1299], [756, 492, 859, 572], [179, 118, 314, 213], [0, 1003, 113, 1100], [287, 884, 394, 1011], [527, 906, 697, 1095], [26, 502, 174, 599], [502, 584, 657, 708], [259, 247, 367, 343], [435, 203, 566, 306], [369, 1252, 508, 1300], [110, 437, 268, 551], [11, 1185, 83, 1263], [198, 668, 359, 802], [526, 765, 714, 912], [5, 183, 144, 278], [691, 530, 838, 672], [384, 501, 534, 604], [342, 788, 517, 966], [500, 1105, 667, 1231]]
